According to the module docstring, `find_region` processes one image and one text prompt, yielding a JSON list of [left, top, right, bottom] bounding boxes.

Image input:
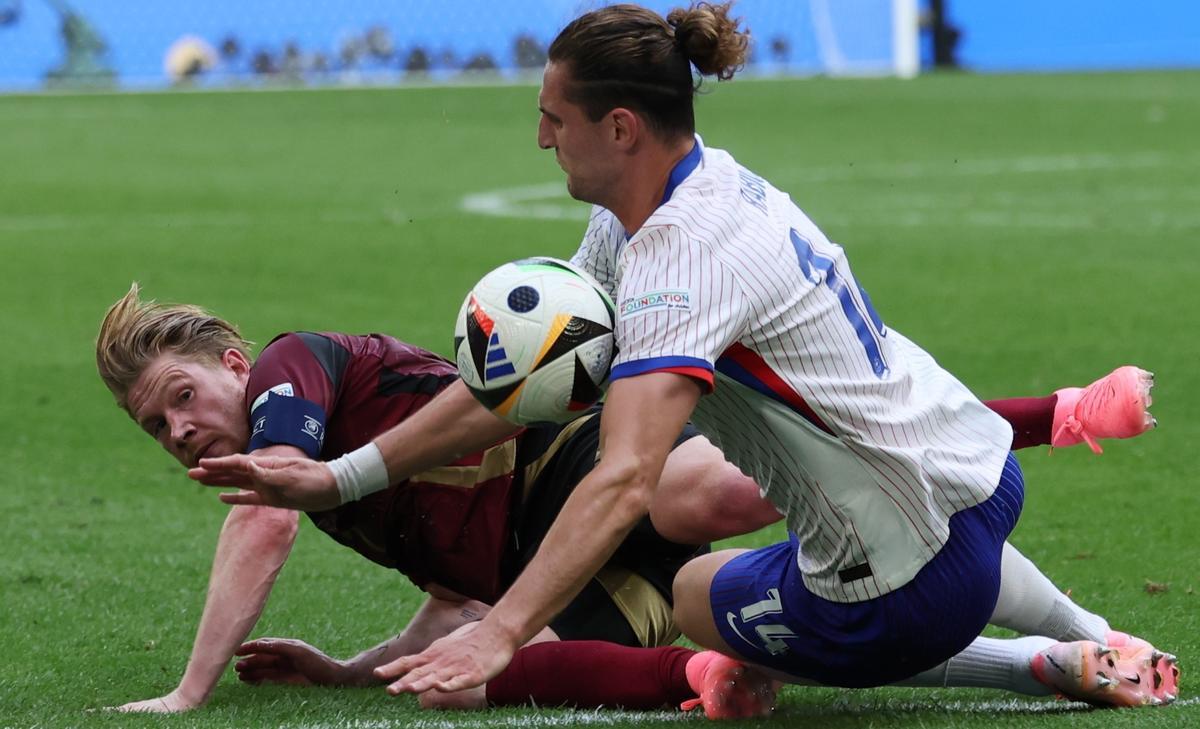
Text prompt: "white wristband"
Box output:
[[327, 442, 389, 504]]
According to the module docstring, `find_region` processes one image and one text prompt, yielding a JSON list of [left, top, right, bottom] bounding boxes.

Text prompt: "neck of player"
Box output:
[[612, 136, 696, 237]]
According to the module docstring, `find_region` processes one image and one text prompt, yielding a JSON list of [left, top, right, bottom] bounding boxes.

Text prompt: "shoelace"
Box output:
[[1054, 415, 1104, 455]]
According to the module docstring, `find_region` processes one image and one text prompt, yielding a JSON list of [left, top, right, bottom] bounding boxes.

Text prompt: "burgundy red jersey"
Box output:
[[245, 332, 520, 602]]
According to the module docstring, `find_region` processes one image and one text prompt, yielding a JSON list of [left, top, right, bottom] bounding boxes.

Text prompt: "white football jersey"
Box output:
[[572, 137, 1014, 602]]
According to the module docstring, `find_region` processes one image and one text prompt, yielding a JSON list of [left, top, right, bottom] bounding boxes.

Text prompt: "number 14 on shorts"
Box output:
[[726, 588, 798, 656]]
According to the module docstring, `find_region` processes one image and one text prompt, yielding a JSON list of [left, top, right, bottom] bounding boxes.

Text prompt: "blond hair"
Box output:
[[96, 283, 252, 411]]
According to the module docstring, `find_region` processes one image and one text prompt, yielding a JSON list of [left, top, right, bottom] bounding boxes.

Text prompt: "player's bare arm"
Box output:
[[374, 371, 702, 695], [235, 594, 492, 687], [112, 445, 303, 713], [190, 380, 520, 511]]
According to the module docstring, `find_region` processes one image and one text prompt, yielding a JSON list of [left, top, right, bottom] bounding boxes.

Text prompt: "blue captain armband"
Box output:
[[248, 392, 327, 458]]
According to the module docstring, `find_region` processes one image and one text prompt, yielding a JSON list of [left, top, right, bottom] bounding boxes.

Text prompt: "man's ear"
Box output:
[[223, 348, 252, 378], [610, 107, 640, 150]]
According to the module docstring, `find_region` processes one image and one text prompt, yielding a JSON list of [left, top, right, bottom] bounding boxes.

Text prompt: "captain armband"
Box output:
[[247, 392, 328, 459]]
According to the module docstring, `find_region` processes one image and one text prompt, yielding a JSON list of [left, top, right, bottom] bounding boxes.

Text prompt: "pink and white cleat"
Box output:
[[1030, 631, 1180, 707], [680, 651, 777, 720], [1052, 366, 1156, 454]]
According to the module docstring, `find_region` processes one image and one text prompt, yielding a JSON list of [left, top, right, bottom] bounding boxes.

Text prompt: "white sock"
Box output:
[[990, 542, 1110, 642], [896, 636, 1057, 696]]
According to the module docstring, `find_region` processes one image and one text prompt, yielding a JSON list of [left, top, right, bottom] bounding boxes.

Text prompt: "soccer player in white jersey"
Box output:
[[193, 1, 1178, 714]]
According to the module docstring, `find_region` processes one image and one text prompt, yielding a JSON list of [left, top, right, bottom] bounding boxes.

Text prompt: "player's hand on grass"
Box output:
[[375, 621, 517, 695], [110, 688, 199, 713], [235, 638, 356, 686], [189, 454, 341, 511]]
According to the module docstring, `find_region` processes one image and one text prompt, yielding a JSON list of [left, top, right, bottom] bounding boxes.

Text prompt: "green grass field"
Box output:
[[1, 70, 1198, 729]]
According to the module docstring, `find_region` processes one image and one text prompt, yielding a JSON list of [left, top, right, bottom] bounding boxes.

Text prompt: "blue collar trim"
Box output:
[[622, 136, 703, 243], [660, 137, 703, 206]]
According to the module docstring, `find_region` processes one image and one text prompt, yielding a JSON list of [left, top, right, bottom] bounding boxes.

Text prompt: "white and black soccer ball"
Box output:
[[454, 257, 615, 425]]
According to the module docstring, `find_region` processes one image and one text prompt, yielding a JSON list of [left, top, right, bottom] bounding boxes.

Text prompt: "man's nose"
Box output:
[[537, 119, 554, 150], [169, 415, 195, 450]]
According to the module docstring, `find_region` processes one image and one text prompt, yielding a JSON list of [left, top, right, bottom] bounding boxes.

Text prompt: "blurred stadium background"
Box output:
[[1, 2, 1198, 729], [2, 0, 920, 89], [1, 0, 1197, 91]]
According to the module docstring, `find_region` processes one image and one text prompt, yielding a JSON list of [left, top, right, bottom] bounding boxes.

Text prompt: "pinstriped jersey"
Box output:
[[571, 137, 1013, 603]]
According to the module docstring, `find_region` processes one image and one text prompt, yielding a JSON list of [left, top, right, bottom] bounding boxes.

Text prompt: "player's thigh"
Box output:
[[550, 565, 679, 647], [672, 548, 752, 658], [650, 435, 781, 544], [674, 548, 828, 686], [518, 416, 704, 648]]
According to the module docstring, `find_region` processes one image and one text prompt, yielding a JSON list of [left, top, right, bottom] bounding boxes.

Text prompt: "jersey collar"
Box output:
[[623, 135, 705, 244], [660, 134, 704, 206]]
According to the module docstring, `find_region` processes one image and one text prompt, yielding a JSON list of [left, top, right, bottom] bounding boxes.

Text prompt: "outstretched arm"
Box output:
[[374, 372, 701, 695], [112, 445, 303, 713], [190, 380, 520, 511], [234, 595, 491, 686]]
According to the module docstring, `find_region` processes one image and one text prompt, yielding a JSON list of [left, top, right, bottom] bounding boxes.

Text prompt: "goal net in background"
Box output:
[[0, 0, 918, 91]]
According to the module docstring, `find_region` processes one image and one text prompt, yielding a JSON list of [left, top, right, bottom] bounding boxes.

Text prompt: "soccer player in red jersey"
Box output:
[[98, 284, 764, 712]]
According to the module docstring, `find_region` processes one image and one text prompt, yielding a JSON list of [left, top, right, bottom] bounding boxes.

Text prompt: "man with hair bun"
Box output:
[[194, 1, 1177, 715]]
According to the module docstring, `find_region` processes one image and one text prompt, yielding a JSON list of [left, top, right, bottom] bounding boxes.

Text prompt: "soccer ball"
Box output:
[[454, 257, 615, 425]]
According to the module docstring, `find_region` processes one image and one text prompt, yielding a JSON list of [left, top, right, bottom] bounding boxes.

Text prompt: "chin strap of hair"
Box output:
[[327, 441, 389, 504]]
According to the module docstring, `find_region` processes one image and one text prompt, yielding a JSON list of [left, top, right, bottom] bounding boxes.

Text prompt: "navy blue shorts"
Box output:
[[710, 452, 1025, 687]]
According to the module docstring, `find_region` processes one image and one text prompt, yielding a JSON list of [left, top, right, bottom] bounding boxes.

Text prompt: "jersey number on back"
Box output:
[[790, 229, 889, 378]]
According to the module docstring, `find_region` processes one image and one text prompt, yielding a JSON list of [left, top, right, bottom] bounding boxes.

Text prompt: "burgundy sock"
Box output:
[[485, 641, 697, 709], [984, 395, 1058, 450]]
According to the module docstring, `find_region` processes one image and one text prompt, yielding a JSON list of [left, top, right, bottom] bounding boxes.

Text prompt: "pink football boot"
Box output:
[[680, 651, 777, 720], [1030, 631, 1180, 707], [1052, 366, 1156, 454]]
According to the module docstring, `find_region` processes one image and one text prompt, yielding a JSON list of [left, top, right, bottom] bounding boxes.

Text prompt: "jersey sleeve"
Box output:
[[245, 333, 338, 457], [569, 206, 621, 302], [611, 226, 750, 392]]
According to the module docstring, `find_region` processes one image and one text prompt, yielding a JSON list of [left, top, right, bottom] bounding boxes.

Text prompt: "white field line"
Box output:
[[288, 709, 690, 729], [281, 695, 1200, 729], [2, 150, 1191, 234], [458, 186, 1200, 233], [458, 151, 1194, 224], [460, 182, 587, 222], [794, 150, 1178, 184], [835, 185, 1200, 211], [816, 209, 1200, 231]]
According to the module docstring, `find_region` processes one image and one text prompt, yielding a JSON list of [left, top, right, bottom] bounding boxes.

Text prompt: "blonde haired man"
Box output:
[[97, 284, 761, 711]]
